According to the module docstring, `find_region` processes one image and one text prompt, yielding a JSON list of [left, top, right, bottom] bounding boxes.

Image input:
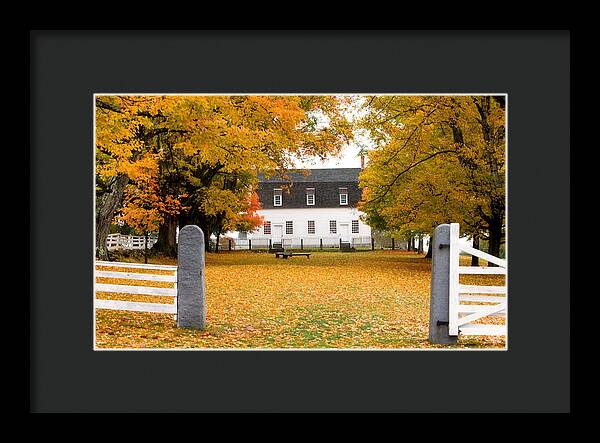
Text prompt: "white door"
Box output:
[[272, 224, 283, 243], [339, 223, 350, 243]]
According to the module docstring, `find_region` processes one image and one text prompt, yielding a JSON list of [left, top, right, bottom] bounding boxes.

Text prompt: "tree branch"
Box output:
[[366, 149, 456, 204]]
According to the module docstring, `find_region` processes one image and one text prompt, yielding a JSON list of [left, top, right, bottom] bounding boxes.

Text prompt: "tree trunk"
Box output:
[[215, 230, 221, 253], [424, 233, 433, 258], [153, 213, 178, 257], [418, 235, 424, 254], [471, 234, 480, 266], [487, 218, 503, 266], [473, 97, 505, 265], [95, 174, 129, 260], [202, 225, 211, 253], [144, 231, 148, 264]]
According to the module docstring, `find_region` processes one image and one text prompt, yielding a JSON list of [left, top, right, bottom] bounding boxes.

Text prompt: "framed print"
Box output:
[[30, 30, 570, 413]]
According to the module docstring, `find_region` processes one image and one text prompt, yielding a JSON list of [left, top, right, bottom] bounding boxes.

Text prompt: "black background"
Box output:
[[30, 30, 570, 412]]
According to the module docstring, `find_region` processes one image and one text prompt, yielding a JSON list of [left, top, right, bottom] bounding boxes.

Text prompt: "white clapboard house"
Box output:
[[239, 168, 372, 249]]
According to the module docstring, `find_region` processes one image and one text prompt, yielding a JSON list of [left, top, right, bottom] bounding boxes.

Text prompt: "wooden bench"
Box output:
[[275, 252, 311, 259]]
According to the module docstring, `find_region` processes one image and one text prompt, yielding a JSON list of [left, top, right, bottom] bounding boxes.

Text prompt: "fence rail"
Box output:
[[227, 236, 380, 250], [95, 260, 175, 270], [95, 261, 177, 316], [95, 299, 177, 314], [105, 234, 158, 251]]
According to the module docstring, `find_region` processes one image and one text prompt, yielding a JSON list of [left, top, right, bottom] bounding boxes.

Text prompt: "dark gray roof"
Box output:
[[259, 168, 361, 183]]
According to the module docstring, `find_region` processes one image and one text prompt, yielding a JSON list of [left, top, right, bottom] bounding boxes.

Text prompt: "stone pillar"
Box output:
[[176, 225, 206, 330], [428, 224, 458, 344]]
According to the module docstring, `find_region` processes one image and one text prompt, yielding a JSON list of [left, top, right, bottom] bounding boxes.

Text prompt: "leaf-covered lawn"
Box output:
[[95, 251, 506, 349]]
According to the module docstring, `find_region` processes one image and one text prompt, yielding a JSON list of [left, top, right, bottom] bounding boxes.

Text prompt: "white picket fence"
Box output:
[[106, 234, 158, 251], [94, 261, 178, 316], [448, 223, 507, 337]]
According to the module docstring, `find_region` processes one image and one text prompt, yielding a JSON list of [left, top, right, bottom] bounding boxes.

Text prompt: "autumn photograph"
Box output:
[[94, 94, 507, 350]]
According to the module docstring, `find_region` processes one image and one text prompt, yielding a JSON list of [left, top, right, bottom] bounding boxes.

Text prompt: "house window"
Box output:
[[352, 220, 359, 234], [307, 220, 315, 234], [286, 221, 293, 235], [263, 221, 271, 235], [273, 189, 282, 206], [306, 188, 315, 206], [339, 187, 348, 205], [329, 220, 337, 234]]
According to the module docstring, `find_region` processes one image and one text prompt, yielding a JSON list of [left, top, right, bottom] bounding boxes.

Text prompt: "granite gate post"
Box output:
[[428, 224, 458, 344], [177, 225, 206, 329]]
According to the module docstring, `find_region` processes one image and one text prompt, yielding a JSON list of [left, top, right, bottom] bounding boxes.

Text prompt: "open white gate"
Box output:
[[448, 223, 507, 337]]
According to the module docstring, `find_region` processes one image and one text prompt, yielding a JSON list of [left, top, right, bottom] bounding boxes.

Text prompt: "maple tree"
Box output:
[[95, 96, 171, 260], [168, 95, 352, 252], [116, 158, 185, 263], [96, 95, 353, 257], [357, 95, 506, 259]]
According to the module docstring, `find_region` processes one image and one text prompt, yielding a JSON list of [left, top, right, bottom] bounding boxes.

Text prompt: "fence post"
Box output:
[[448, 223, 460, 336], [428, 224, 457, 344], [176, 225, 206, 330], [371, 237, 375, 251]]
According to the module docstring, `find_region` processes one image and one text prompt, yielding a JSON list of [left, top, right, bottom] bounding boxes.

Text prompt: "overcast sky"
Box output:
[[293, 95, 373, 169], [294, 142, 365, 169], [287, 95, 373, 170]]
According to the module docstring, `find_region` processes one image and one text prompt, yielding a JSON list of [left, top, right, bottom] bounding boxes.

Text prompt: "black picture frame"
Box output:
[[30, 30, 570, 413]]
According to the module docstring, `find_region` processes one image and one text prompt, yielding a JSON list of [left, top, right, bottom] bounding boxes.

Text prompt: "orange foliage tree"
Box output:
[[96, 95, 353, 257], [116, 156, 187, 262]]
